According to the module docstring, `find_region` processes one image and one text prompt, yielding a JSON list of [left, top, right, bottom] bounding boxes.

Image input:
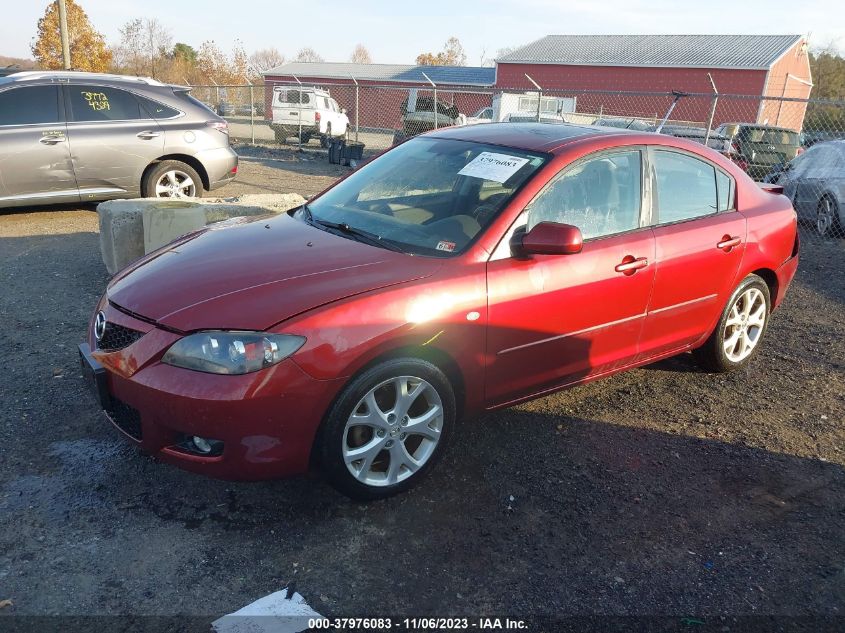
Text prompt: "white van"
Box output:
[[271, 86, 349, 144]]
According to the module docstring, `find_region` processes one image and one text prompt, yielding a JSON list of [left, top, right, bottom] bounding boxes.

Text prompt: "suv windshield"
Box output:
[[303, 137, 547, 256]]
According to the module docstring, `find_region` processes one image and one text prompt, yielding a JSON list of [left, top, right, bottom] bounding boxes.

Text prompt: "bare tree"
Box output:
[[416, 36, 467, 66], [350, 44, 372, 64], [113, 18, 172, 78], [250, 47, 285, 73], [294, 47, 324, 63]]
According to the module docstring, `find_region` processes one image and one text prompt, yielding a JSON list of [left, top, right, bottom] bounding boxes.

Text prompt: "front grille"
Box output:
[[105, 398, 142, 440], [97, 323, 144, 352]]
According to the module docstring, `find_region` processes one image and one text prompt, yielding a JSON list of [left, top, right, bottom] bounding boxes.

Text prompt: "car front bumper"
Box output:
[[79, 305, 344, 481]]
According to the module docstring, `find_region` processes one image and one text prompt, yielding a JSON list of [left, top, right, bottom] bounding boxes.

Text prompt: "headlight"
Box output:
[[162, 331, 305, 375]]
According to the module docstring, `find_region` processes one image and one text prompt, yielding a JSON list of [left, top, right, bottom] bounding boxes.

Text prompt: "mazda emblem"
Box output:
[[94, 311, 107, 341]]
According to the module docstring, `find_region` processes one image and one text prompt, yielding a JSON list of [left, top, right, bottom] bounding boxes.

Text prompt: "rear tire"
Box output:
[[817, 196, 841, 237], [141, 160, 203, 199], [318, 358, 455, 501], [692, 274, 771, 373]]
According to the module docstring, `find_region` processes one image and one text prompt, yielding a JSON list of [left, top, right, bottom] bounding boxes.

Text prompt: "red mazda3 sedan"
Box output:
[[80, 123, 799, 499]]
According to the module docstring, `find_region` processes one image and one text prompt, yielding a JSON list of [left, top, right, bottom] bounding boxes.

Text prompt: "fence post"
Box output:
[[422, 72, 437, 130], [293, 74, 303, 150], [705, 73, 719, 144], [525, 73, 543, 122], [350, 74, 360, 142], [247, 82, 255, 144]]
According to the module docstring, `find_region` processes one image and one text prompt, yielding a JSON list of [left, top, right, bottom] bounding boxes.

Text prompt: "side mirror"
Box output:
[[510, 222, 583, 258]]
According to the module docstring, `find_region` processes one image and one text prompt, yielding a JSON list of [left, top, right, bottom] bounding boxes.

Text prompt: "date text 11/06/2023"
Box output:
[[308, 618, 528, 629]]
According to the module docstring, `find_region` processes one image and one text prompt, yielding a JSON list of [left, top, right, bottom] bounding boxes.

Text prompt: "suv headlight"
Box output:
[[162, 332, 305, 375]]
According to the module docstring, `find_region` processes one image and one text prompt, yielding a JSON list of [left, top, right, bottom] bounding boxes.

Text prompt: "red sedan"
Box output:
[[80, 123, 799, 500]]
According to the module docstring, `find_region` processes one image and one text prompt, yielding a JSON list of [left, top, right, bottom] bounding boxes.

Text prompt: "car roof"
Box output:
[[0, 70, 169, 88], [719, 122, 796, 132], [426, 122, 636, 152]]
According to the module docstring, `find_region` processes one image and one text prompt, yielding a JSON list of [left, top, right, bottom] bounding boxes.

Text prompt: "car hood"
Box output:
[[107, 213, 442, 332]]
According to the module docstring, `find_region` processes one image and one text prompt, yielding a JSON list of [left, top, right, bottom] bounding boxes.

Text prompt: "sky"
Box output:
[[3, 0, 844, 66]]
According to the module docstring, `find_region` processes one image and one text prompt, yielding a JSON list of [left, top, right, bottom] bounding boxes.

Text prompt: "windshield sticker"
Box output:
[[458, 152, 530, 183], [436, 240, 456, 252], [82, 91, 110, 111]]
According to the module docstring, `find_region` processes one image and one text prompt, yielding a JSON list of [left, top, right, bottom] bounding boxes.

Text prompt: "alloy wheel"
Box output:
[[817, 198, 835, 236], [342, 375, 443, 487], [154, 170, 196, 198], [722, 287, 767, 363]]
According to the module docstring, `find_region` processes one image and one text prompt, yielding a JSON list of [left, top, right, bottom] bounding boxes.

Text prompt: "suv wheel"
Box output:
[[318, 358, 455, 500], [142, 161, 202, 199]]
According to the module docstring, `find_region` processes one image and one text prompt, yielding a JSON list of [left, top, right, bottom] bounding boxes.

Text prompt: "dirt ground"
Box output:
[[0, 146, 844, 631]]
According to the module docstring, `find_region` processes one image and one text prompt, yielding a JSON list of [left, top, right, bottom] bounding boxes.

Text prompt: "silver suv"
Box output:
[[0, 71, 238, 208]]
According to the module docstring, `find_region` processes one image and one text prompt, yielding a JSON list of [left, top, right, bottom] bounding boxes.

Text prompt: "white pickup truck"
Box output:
[[270, 86, 349, 145]]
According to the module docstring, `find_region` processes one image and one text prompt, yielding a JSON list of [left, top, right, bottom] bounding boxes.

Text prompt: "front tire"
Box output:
[[692, 274, 771, 372], [142, 160, 203, 199], [318, 358, 455, 500]]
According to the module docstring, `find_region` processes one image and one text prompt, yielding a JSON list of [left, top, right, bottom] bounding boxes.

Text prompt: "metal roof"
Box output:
[[263, 62, 495, 86], [497, 34, 804, 70]]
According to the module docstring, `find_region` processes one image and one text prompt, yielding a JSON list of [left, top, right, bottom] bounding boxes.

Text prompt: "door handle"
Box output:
[[717, 235, 742, 251], [39, 135, 64, 145], [615, 256, 649, 274], [136, 131, 161, 140]]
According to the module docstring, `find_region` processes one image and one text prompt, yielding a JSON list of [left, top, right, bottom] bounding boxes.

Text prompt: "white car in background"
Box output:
[[270, 86, 348, 145]]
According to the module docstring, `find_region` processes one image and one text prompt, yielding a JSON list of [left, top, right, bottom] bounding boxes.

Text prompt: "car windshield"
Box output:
[[303, 137, 547, 256]]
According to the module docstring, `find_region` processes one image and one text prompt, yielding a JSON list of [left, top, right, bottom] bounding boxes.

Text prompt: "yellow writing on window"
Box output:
[[82, 91, 110, 111]]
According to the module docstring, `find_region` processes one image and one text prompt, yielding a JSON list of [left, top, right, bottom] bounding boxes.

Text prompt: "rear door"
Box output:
[[639, 148, 745, 358], [272, 88, 313, 127], [63, 83, 164, 199], [0, 84, 78, 204]]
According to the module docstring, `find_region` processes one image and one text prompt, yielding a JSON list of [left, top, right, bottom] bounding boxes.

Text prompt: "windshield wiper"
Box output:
[[299, 208, 407, 254]]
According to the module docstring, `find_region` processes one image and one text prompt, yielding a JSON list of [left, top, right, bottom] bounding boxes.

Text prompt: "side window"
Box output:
[[0, 85, 60, 126], [527, 149, 642, 240], [653, 150, 718, 223], [715, 170, 734, 211], [68, 86, 142, 122], [136, 95, 180, 119]]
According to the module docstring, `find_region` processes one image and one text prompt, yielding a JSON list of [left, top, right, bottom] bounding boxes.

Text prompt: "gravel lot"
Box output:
[[1, 146, 844, 630]]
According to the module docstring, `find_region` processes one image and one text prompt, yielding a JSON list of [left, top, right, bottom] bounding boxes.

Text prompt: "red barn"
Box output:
[[494, 34, 812, 129]]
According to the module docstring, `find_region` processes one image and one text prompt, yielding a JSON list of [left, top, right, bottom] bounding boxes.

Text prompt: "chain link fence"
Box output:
[[193, 82, 845, 243]]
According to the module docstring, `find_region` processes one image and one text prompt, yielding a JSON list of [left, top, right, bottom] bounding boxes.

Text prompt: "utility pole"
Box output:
[[57, 0, 71, 70]]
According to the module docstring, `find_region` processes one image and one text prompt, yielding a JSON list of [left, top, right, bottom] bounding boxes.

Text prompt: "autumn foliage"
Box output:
[[31, 0, 111, 72]]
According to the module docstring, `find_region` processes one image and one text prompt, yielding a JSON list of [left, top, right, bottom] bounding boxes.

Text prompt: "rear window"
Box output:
[[137, 95, 180, 119], [275, 89, 311, 105], [173, 90, 216, 116], [745, 128, 799, 145]]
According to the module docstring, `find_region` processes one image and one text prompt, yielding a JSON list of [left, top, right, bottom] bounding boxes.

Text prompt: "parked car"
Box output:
[[714, 123, 801, 181], [400, 89, 464, 136], [593, 117, 654, 131], [0, 71, 237, 208], [658, 125, 749, 172], [764, 140, 845, 236], [80, 123, 799, 500], [466, 106, 494, 125], [270, 86, 348, 144]]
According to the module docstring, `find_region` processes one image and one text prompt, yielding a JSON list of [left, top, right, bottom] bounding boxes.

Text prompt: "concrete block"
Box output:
[[97, 193, 307, 275], [142, 201, 206, 254]]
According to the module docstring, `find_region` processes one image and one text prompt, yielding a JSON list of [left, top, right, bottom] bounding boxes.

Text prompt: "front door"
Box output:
[[63, 83, 164, 199], [485, 148, 655, 407], [639, 148, 746, 358], [0, 84, 78, 205]]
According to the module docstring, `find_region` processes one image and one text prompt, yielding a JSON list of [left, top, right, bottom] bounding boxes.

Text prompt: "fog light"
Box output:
[[193, 436, 213, 453], [191, 436, 224, 456]]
